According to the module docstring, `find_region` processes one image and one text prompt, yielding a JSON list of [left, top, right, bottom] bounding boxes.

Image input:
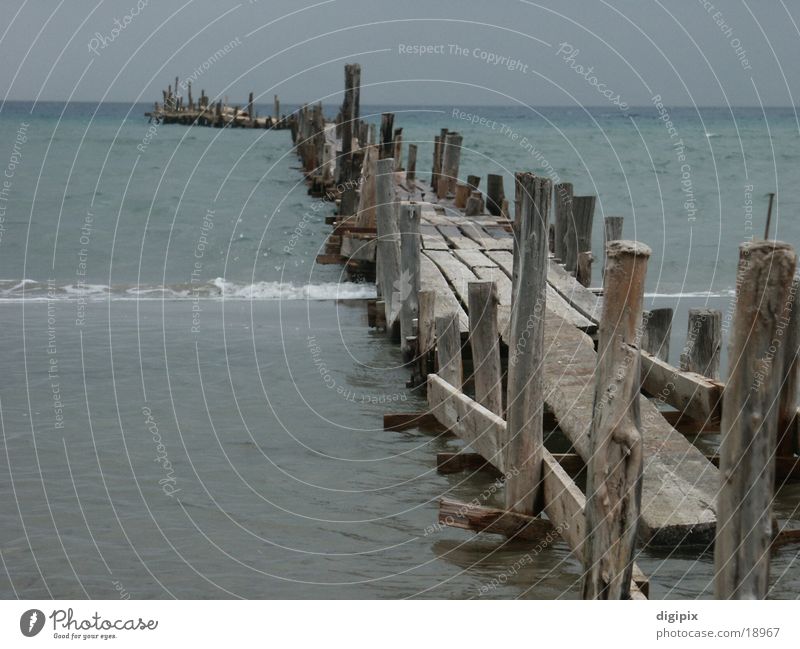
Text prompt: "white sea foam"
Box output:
[[0, 278, 376, 301]]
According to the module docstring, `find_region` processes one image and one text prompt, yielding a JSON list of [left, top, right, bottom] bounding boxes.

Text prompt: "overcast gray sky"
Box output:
[[1, 0, 798, 107]]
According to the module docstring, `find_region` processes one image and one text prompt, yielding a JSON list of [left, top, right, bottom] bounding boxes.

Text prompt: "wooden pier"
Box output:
[[152, 62, 800, 599], [145, 77, 293, 130]]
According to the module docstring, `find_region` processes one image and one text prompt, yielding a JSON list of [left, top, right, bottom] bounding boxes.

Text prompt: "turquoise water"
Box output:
[[0, 101, 799, 598]]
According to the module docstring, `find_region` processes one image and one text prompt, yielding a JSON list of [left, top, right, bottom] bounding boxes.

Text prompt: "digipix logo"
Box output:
[[20, 609, 45, 637]]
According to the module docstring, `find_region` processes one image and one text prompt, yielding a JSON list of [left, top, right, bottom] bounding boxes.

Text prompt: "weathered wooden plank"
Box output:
[[640, 350, 723, 423], [419, 223, 450, 250], [542, 310, 718, 546], [423, 249, 480, 307], [419, 255, 468, 333], [427, 374, 505, 468], [454, 249, 498, 269], [547, 260, 604, 323], [438, 498, 553, 540], [437, 224, 481, 249], [458, 220, 514, 251]]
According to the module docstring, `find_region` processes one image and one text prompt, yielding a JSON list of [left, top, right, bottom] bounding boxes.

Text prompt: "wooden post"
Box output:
[[393, 128, 403, 171], [583, 240, 651, 600], [604, 216, 624, 243], [641, 307, 673, 362], [679, 308, 722, 379], [468, 281, 503, 416], [577, 251, 593, 288], [430, 135, 441, 190], [505, 173, 551, 514], [247, 92, 254, 120], [454, 184, 470, 209], [437, 132, 462, 199], [435, 313, 462, 389], [355, 146, 377, 227], [380, 113, 395, 159], [340, 63, 360, 181], [554, 182, 573, 263], [564, 195, 595, 273], [714, 240, 797, 599], [187, 82, 193, 111], [486, 174, 505, 217], [274, 94, 280, 121], [777, 278, 800, 458], [467, 175, 480, 191], [399, 204, 421, 362], [417, 290, 436, 383], [603, 216, 624, 278], [406, 144, 417, 186], [465, 193, 482, 217], [375, 158, 401, 326]]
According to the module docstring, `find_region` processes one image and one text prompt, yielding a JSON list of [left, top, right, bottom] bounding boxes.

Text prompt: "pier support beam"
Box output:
[[435, 313, 462, 389], [679, 308, 722, 380], [399, 204, 421, 362], [486, 174, 505, 217], [714, 240, 797, 599], [468, 281, 503, 416], [642, 307, 673, 363], [777, 278, 800, 458], [554, 183, 573, 263], [583, 240, 651, 600], [375, 158, 401, 327], [505, 173, 551, 515], [406, 144, 417, 186], [437, 132, 462, 199]]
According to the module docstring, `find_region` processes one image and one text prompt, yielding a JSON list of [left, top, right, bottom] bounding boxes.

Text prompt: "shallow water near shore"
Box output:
[[0, 297, 798, 599]]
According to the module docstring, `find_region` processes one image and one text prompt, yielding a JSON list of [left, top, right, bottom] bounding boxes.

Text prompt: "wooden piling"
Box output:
[[553, 182, 573, 263], [340, 63, 361, 178], [505, 173, 551, 514], [641, 307, 673, 363], [679, 308, 722, 380], [438, 132, 463, 199], [468, 281, 503, 416], [435, 313, 462, 389], [274, 94, 280, 121], [465, 192, 483, 217], [454, 183, 470, 209], [467, 175, 480, 191], [604, 216, 624, 243], [416, 290, 436, 382], [565, 196, 595, 273], [399, 204, 421, 362], [486, 174, 505, 217], [380, 113, 395, 159], [355, 146, 377, 227], [777, 278, 800, 459], [577, 251, 593, 288], [393, 128, 403, 171], [406, 144, 417, 185], [375, 158, 401, 326], [714, 240, 797, 599], [583, 240, 651, 600]]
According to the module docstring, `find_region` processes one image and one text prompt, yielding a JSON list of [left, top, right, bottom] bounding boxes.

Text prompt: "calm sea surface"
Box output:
[[0, 101, 798, 598]]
